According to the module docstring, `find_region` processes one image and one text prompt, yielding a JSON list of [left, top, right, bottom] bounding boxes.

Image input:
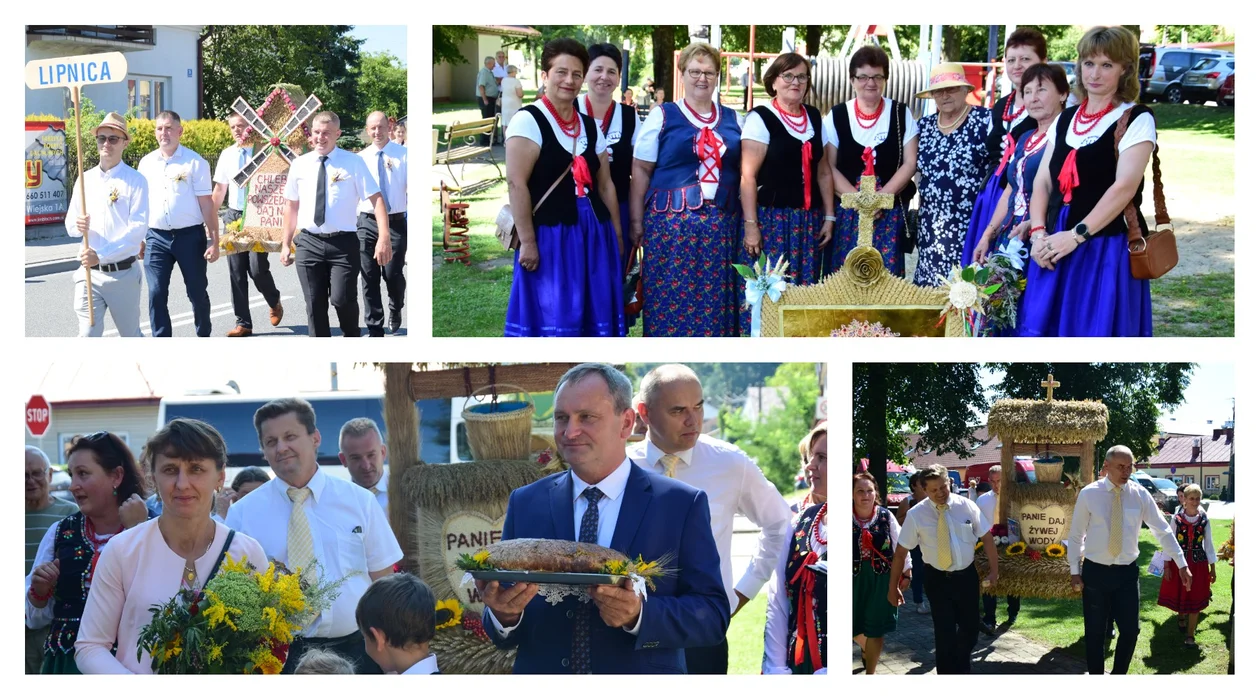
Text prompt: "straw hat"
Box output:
[[92, 112, 129, 138], [916, 62, 973, 98]]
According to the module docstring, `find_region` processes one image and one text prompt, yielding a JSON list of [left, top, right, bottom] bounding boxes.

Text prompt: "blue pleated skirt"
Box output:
[[961, 172, 1005, 267], [1017, 209, 1152, 337], [642, 204, 742, 337], [741, 206, 823, 336], [504, 198, 627, 337]]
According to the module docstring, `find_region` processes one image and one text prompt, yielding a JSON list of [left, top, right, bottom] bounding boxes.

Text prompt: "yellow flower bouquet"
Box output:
[[136, 555, 349, 673]]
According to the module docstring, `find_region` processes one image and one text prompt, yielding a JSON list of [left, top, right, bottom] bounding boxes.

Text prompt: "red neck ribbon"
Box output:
[[1057, 148, 1079, 204], [801, 140, 813, 209], [789, 550, 823, 671], [696, 127, 722, 183], [861, 146, 876, 177], [571, 151, 593, 195], [996, 133, 1017, 180]]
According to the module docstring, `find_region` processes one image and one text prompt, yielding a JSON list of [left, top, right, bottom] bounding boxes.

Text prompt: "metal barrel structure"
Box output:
[[807, 58, 930, 119]]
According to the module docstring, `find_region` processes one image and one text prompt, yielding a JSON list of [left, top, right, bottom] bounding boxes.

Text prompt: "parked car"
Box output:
[[1053, 61, 1077, 88], [1218, 72, 1235, 108], [1139, 45, 1232, 103], [1182, 57, 1235, 104], [886, 470, 912, 507]]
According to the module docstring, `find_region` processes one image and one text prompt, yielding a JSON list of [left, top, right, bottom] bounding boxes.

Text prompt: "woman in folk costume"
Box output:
[[1020, 26, 1155, 336], [852, 472, 903, 674], [914, 63, 992, 287], [1157, 483, 1216, 648], [630, 42, 743, 337], [739, 51, 834, 332], [823, 45, 918, 278], [25, 432, 150, 673], [579, 43, 641, 267], [972, 63, 1069, 265], [764, 423, 828, 674], [503, 38, 625, 337], [961, 28, 1046, 266]]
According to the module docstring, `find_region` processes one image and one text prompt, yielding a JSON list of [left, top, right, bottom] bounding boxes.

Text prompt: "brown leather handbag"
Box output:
[[1114, 108, 1177, 279]]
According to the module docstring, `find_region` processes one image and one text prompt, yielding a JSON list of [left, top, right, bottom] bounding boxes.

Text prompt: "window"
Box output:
[[1205, 476, 1220, 489], [1192, 58, 1218, 71], [127, 77, 167, 119], [1182, 474, 1195, 484]]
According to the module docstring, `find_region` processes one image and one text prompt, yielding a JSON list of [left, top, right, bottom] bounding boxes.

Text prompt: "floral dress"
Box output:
[[914, 107, 992, 286]]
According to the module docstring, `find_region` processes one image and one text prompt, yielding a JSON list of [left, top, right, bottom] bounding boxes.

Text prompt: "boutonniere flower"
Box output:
[[385, 157, 399, 171], [108, 187, 120, 205], [330, 168, 349, 184], [170, 168, 189, 183]]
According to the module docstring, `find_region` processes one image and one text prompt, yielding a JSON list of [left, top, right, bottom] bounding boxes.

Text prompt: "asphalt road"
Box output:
[[25, 257, 408, 337]]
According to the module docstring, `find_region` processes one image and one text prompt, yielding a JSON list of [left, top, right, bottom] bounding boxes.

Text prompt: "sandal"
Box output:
[[1178, 615, 1188, 632], [1184, 636, 1198, 648]]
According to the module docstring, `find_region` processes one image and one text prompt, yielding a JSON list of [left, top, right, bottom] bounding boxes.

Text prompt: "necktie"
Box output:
[[376, 150, 391, 213], [287, 487, 316, 584], [659, 454, 681, 478], [935, 503, 953, 570], [314, 155, 329, 227], [369, 485, 380, 496], [572, 486, 604, 674], [237, 148, 247, 210], [1108, 485, 1124, 558]]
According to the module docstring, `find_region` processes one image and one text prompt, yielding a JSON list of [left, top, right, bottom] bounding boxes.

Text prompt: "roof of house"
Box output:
[[907, 427, 1001, 470], [1147, 433, 1233, 465], [470, 25, 541, 38]]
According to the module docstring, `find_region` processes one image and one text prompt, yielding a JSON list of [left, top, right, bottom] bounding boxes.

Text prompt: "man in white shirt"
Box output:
[[137, 111, 219, 337], [211, 112, 284, 337], [338, 417, 389, 513], [625, 364, 791, 674], [889, 464, 999, 674], [280, 111, 391, 337], [1068, 445, 1190, 675], [356, 111, 408, 336], [976, 465, 1020, 633], [476, 363, 729, 673], [226, 398, 403, 673], [65, 112, 148, 337]]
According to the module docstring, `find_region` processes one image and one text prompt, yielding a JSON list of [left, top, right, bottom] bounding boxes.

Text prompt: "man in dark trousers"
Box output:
[[888, 464, 999, 674], [356, 111, 407, 335], [1067, 445, 1190, 674]]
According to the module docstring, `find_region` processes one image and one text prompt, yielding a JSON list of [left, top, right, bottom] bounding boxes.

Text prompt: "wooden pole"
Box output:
[[71, 87, 95, 327], [1082, 440, 1097, 482], [746, 26, 756, 112], [999, 438, 1014, 527]]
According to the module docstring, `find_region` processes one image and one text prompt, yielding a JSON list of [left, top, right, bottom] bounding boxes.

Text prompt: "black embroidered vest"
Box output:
[[853, 506, 895, 576], [785, 502, 827, 674], [985, 93, 1038, 186], [752, 104, 824, 210], [1046, 104, 1152, 237], [46, 512, 99, 655], [524, 104, 610, 227], [1174, 513, 1209, 564]]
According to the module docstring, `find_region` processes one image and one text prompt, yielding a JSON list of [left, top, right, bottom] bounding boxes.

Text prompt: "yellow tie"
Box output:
[[659, 454, 681, 478], [369, 485, 380, 496], [287, 487, 316, 583], [1108, 484, 1124, 558], [936, 503, 953, 570]]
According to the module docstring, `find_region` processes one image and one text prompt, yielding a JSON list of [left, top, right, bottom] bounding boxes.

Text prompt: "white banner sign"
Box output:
[[25, 52, 128, 90]]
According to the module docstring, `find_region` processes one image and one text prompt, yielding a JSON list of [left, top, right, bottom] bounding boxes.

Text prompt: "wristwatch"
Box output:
[[1073, 222, 1092, 243]]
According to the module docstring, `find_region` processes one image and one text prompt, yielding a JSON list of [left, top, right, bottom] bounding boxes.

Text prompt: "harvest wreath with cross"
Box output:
[[220, 84, 322, 254], [971, 373, 1110, 599], [748, 162, 1028, 337]]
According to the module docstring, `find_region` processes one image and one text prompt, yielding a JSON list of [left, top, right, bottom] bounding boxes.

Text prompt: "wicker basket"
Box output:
[[461, 385, 534, 460], [1033, 455, 1065, 484]]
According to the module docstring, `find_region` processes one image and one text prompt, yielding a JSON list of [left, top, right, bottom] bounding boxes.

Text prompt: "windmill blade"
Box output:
[[276, 144, 298, 163], [232, 97, 273, 139], [231, 148, 271, 188], [278, 94, 323, 138]]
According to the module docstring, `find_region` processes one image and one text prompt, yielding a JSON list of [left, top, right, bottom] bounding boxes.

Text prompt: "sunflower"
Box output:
[[435, 598, 463, 630], [1045, 543, 1066, 558], [974, 540, 984, 551], [1005, 542, 1027, 556]]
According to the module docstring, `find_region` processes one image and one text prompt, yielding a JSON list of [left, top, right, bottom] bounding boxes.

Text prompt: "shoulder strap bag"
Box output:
[[1114, 108, 1177, 279], [495, 129, 580, 251]]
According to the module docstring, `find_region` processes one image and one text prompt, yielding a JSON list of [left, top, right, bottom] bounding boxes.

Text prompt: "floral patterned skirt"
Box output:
[[642, 204, 741, 337], [825, 191, 905, 279], [740, 205, 823, 336]]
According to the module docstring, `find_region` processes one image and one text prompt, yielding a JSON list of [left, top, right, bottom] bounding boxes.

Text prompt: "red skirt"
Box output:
[[1157, 559, 1212, 613]]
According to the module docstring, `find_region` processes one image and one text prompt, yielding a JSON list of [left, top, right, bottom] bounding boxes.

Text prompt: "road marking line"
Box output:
[[103, 295, 295, 337]]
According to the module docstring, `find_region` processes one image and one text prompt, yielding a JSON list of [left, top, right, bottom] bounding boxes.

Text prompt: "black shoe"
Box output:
[[389, 310, 402, 333], [1006, 613, 1018, 626], [980, 620, 996, 635]]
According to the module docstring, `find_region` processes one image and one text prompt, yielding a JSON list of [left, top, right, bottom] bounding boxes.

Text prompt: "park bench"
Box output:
[[434, 116, 502, 193]]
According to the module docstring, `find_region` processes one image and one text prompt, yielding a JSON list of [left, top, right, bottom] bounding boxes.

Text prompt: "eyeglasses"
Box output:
[[853, 75, 886, 84], [96, 135, 123, 145], [686, 69, 717, 80], [779, 72, 810, 85]]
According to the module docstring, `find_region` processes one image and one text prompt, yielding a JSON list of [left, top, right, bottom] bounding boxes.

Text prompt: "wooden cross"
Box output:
[[1041, 373, 1061, 401], [839, 174, 895, 248]]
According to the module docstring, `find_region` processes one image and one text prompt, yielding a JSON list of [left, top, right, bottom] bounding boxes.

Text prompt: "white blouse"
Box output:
[[741, 108, 814, 144], [821, 98, 918, 150], [634, 103, 743, 202], [762, 511, 828, 674], [1043, 102, 1156, 152]]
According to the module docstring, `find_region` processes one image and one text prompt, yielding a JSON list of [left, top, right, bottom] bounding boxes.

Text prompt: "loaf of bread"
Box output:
[[482, 538, 627, 573]]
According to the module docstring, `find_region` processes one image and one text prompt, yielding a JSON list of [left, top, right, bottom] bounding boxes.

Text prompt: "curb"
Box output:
[[26, 258, 80, 279]]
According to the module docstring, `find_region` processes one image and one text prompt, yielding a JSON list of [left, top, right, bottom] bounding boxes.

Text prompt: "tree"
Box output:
[[201, 26, 363, 124], [357, 52, 408, 121], [433, 26, 476, 66], [624, 363, 781, 408], [805, 26, 823, 57], [722, 364, 821, 493], [853, 364, 989, 498], [992, 363, 1194, 470], [1154, 25, 1233, 44]]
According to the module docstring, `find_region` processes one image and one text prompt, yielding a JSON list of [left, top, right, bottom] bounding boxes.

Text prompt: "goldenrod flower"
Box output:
[[249, 647, 284, 675], [604, 560, 628, 576], [208, 641, 225, 664], [203, 590, 241, 631]]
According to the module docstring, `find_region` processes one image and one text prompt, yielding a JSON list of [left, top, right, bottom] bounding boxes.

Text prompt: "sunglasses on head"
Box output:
[[96, 134, 124, 145]]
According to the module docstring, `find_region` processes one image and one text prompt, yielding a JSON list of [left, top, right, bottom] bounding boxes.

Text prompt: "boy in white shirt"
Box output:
[[357, 573, 439, 675]]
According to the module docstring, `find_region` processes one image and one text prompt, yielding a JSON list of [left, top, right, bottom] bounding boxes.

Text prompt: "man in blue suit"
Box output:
[[477, 363, 730, 673]]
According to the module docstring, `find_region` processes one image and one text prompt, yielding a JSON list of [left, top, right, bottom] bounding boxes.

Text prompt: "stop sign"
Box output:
[[26, 395, 51, 438]]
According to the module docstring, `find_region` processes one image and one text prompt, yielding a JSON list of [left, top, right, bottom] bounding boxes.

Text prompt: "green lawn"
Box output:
[[1012, 519, 1233, 674], [1152, 272, 1234, 336], [728, 592, 770, 674], [1148, 103, 1234, 140]]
